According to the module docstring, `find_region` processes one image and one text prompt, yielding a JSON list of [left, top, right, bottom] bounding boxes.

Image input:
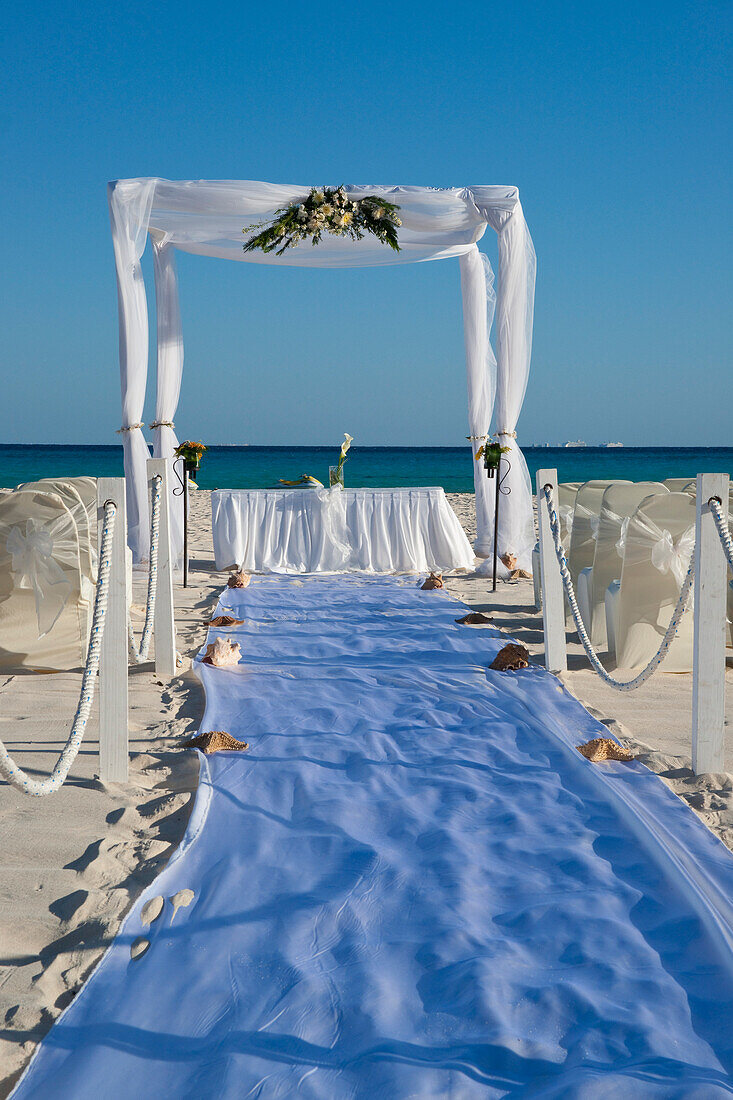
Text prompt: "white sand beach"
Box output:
[[1, 489, 731, 1094]]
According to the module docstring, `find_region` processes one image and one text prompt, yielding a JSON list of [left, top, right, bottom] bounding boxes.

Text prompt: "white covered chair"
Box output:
[[583, 481, 668, 648], [568, 480, 629, 629], [612, 492, 697, 672], [0, 489, 91, 671], [19, 477, 97, 584], [663, 478, 695, 492]]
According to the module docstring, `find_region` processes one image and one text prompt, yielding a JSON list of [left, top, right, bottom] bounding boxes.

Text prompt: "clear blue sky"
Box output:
[[0, 0, 730, 447]]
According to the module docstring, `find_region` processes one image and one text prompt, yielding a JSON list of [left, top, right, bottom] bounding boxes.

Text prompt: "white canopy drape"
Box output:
[[108, 180, 536, 567]]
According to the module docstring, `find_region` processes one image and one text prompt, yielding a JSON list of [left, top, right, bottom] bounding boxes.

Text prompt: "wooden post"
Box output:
[[536, 469, 567, 673], [147, 458, 177, 679], [692, 473, 729, 774], [97, 478, 129, 783]]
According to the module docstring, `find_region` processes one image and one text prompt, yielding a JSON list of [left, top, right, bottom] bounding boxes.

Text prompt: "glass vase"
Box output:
[[329, 465, 344, 488]]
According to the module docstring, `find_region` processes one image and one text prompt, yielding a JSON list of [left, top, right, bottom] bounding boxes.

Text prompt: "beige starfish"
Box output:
[[577, 738, 634, 763], [182, 731, 250, 754], [421, 572, 444, 590], [206, 614, 245, 628]]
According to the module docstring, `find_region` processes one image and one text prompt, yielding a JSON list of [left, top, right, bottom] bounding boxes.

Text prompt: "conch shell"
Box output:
[[501, 552, 532, 581], [206, 615, 244, 628], [227, 570, 250, 589], [455, 612, 493, 625], [182, 730, 249, 754], [489, 643, 530, 671], [576, 738, 633, 762], [421, 572, 444, 590], [201, 637, 241, 667]]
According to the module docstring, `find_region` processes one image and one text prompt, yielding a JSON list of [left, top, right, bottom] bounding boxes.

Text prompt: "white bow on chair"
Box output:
[[7, 519, 73, 637], [650, 526, 695, 588]]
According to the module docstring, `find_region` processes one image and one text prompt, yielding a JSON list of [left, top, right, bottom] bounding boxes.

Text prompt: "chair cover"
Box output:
[[615, 492, 697, 672], [0, 490, 89, 671], [663, 478, 695, 492], [587, 482, 668, 647], [19, 478, 97, 584], [566, 481, 629, 626], [558, 483, 581, 551]]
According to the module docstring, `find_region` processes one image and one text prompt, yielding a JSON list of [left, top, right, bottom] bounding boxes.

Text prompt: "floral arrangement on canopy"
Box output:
[[243, 187, 401, 256]]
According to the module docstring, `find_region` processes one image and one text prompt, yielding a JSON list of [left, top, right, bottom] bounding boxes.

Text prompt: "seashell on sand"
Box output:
[[141, 896, 164, 926], [227, 570, 250, 589], [201, 638, 241, 667], [489, 643, 531, 671], [421, 572, 444, 590]]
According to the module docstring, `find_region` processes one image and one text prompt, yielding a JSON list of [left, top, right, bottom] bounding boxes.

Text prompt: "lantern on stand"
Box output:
[[173, 441, 206, 588], [475, 438, 511, 593]]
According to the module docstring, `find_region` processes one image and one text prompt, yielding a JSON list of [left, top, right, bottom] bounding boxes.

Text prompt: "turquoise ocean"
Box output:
[[1, 445, 732, 493]]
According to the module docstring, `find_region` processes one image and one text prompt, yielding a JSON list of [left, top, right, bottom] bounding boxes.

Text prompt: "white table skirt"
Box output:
[[211, 488, 475, 574]]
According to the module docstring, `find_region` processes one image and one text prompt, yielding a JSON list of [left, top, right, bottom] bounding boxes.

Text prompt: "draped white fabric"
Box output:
[[211, 488, 475, 574], [480, 199, 537, 570], [108, 179, 536, 564], [151, 241, 184, 561]]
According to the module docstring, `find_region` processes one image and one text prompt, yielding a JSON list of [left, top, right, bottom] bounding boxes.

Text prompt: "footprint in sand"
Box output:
[[170, 888, 195, 922], [130, 937, 150, 960], [141, 895, 165, 927]]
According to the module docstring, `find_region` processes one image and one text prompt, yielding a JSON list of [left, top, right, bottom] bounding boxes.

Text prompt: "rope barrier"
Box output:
[[127, 474, 162, 665], [708, 497, 733, 573], [0, 501, 117, 796], [541, 485, 694, 691]]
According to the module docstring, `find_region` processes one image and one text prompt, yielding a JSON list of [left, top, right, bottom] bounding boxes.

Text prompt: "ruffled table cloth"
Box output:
[[211, 487, 475, 574]]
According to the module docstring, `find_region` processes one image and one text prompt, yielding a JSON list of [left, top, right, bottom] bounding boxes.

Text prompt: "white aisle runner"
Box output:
[[13, 576, 733, 1098]]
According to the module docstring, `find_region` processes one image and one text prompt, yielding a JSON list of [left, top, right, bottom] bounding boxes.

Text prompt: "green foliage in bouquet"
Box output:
[[243, 187, 401, 257]]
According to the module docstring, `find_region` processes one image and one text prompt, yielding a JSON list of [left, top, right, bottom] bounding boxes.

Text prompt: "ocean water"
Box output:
[[1, 444, 732, 493]]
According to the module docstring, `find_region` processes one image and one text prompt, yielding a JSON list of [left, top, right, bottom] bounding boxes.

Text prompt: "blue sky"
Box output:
[[0, 0, 730, 447]]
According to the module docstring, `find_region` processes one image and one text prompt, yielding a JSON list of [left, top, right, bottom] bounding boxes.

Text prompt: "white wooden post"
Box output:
[[147, 458, 177, 679], [97, 478, 129, 783], [537, 469, 567, 673], [692, 473, 729, 774]]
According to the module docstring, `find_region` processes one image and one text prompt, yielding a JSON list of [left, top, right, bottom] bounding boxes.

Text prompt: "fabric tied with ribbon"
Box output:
[[7, 519, 73, 636], [559, 505, 574, 543], [616, 516, 631, 559], [650, 526, 696, 588]]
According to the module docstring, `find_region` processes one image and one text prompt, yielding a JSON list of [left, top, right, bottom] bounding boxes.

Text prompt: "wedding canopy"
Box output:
[[108, 179, 536, 566]]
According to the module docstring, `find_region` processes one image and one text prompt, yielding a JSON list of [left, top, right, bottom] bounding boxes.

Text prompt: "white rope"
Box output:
[[0, 501, 117, 796], [541, 485, 694, 691], [127, 474, 162, 664], [709, 497, 733, 572]]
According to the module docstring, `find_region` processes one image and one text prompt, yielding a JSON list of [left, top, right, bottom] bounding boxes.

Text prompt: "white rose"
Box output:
[[373, 207, 383, 220]]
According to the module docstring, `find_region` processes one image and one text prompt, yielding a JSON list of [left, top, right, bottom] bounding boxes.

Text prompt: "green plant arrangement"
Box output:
[[243, 188, 401, 257], [474, 440, 511, 474], [175, 440, 207, 480]]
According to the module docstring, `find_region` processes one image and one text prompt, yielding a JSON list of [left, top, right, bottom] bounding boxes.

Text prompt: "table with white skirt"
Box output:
[[211, 487, 475, 574]]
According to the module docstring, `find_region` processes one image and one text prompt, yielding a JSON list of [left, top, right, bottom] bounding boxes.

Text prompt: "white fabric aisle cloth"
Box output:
[[211, 487, 475, 574]]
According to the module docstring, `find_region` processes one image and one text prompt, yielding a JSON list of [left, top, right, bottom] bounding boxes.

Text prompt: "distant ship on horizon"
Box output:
[[601, 441, 624, 447], [564, 440, 586, 448]]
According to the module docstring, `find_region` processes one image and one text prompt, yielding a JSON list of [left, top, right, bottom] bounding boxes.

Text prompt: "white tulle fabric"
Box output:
[[108, 180, 535, 564], [151, 241, 184, 562], [210, 487, 475, 574]]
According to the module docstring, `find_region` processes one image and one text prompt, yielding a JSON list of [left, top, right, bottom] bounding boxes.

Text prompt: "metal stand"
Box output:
[[486, 456, 512, 592], [173, 457, 190, 588]]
